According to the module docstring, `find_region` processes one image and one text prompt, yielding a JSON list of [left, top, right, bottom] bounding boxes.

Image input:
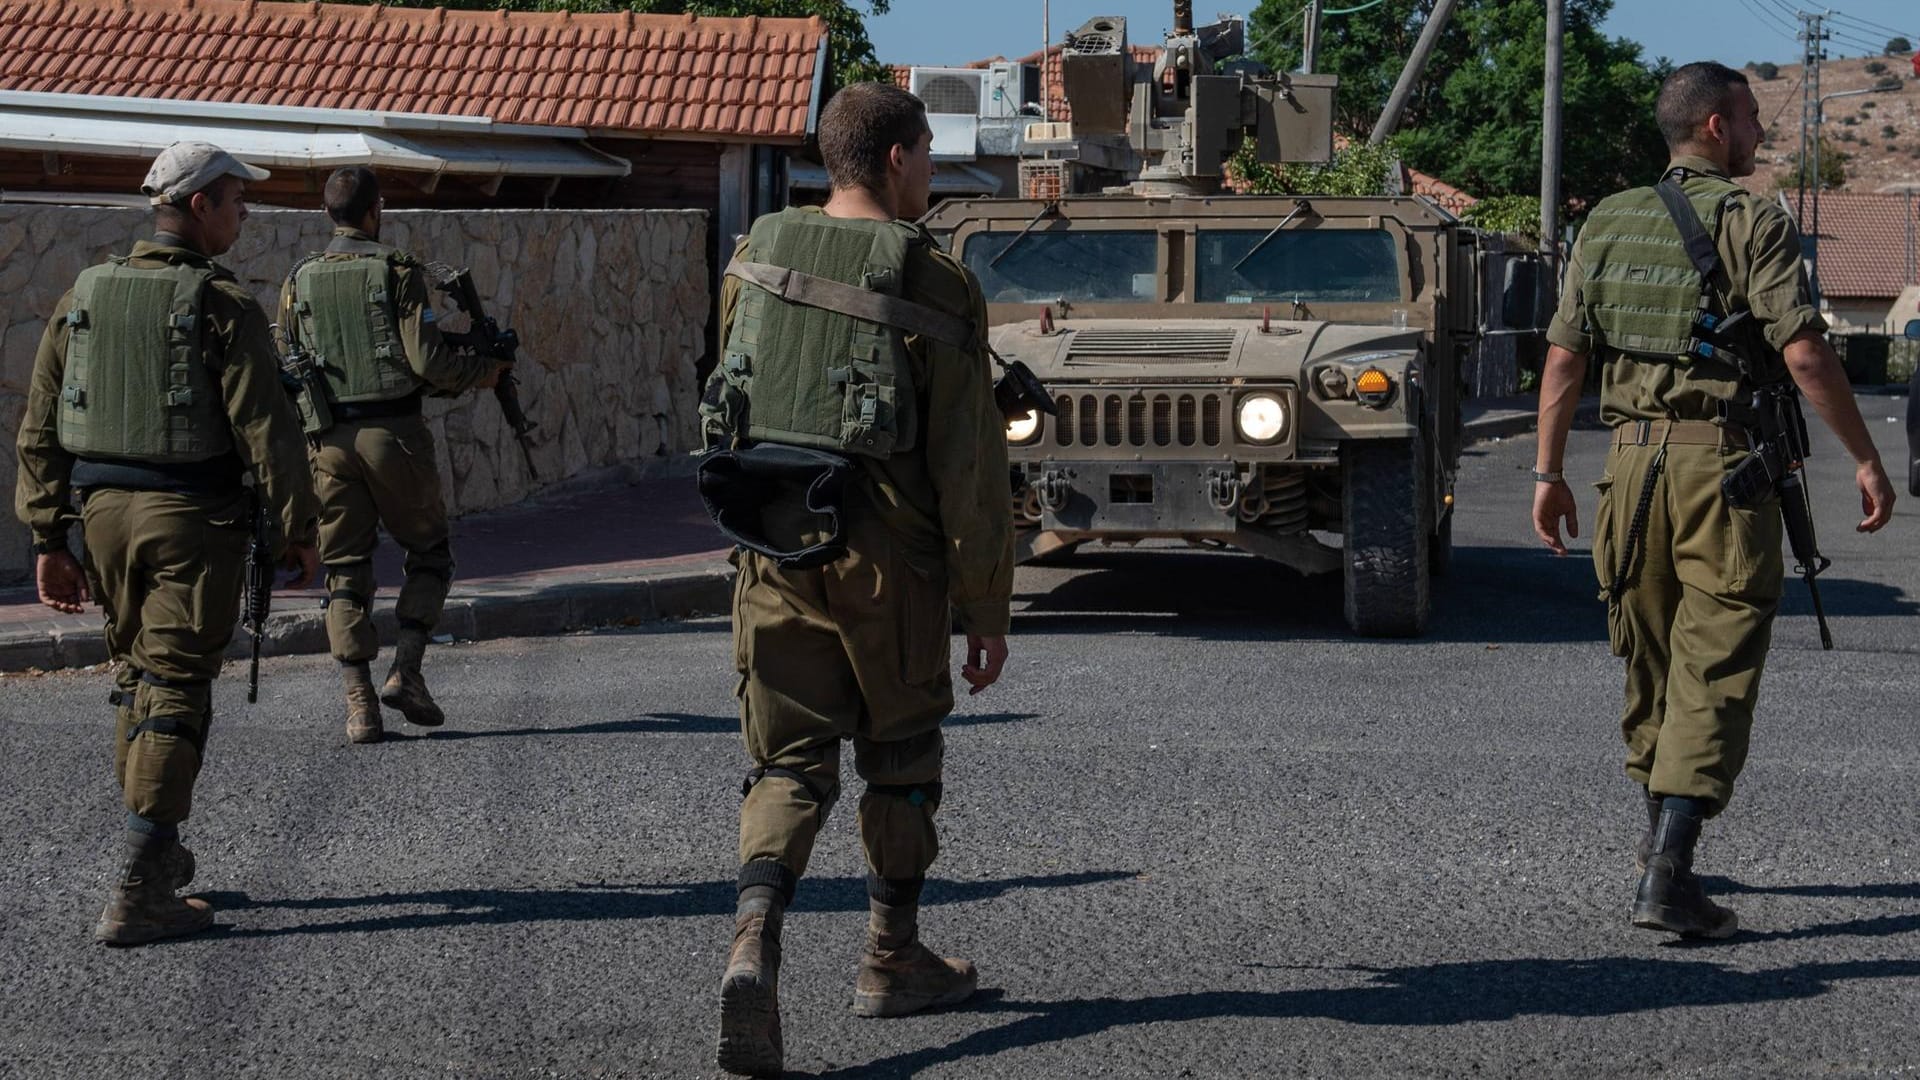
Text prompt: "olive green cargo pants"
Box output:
[[81, 488, 249, 826], [1593, 437, 1784, 813], [731, 505, 955, 884], [309, 415, 454, 662]]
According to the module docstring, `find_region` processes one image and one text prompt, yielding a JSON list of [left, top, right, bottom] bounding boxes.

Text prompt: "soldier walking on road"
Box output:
[[1533, 63, 1895, 939], [697, 83, 1017, 1076], [14, 141, 321, 946], [279, 167, 503, 744]]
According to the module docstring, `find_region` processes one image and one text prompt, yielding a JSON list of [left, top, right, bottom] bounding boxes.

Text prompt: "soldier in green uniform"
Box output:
[[279, 167, 502, 744], [14, 141, 321, 946], [699, 83, 1016, 1076], [1533, 63, 1895, 938]]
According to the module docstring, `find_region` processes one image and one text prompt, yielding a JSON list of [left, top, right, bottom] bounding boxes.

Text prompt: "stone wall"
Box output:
[[0, 207, 708, 582]]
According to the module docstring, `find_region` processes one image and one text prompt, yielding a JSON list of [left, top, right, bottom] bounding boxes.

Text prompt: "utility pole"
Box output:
[[1041, 0, 1051, 120], [1303, 0, 1323, 74], [1370, 0, 1460, 144], [1540, 0, 1563, 265], [1798, 10, 1827, 307]]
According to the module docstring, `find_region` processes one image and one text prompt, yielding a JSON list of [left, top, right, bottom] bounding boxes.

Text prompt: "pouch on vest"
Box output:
[[697, 444, 853, 570], [715, 210, 919, 460], [57, 258, 232, 464], [293, 254, 416, 404]]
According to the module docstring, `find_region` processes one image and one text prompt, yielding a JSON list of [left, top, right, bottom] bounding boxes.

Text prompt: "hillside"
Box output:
[[1742, 51, 1920, 197]]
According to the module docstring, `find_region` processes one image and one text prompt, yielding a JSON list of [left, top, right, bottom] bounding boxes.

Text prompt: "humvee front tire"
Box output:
[[1342, 437, 1431, 637]]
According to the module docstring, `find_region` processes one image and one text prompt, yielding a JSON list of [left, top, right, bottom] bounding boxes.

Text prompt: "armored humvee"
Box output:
[[922, 3, 1542, 637]]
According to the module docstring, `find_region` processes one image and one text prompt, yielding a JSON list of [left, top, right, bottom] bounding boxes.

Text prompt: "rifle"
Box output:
[[270, 321, 333, 439], [424, 263, 538, 478], [1707, 313, 1834, 650], [243, 492, 274, 702]]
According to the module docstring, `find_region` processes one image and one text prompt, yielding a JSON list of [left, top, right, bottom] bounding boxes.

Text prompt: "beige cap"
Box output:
[[140, 141, 270, 206]]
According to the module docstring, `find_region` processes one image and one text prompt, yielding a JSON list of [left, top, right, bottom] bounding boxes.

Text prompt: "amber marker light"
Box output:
[[1355, 368, 1394, 407]]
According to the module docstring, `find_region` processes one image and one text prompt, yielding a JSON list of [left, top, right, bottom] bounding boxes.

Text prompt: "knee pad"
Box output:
[[863, 781, 943, 810], [742, 765, 839, 813]]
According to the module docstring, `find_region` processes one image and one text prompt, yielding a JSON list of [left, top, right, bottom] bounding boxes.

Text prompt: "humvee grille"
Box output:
[[1053, 390, 1227, 448], [1066, 328, 1238, 364]]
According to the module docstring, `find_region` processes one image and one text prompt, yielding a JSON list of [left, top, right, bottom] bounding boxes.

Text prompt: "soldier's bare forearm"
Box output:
[[1783, 333, 1882, 467], [1535, 345, 1589, 473]]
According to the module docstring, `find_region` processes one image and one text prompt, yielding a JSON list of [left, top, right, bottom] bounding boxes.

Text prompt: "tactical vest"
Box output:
[[706, 209, 925, 459], [1577, 177, 1746, 363], [291, 252, 417, 404], [56, 258, 233, 464]]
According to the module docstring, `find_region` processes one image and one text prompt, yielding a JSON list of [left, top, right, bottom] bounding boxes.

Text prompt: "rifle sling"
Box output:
[[725, 259, 974, 351], [1653, 178, 1723, 281]]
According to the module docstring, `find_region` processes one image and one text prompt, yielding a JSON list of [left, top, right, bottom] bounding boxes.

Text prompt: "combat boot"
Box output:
[[94, 838, 213, 947], [717, 886, 785, 1077], [851, 899, 977, 1018], [1634, 787, 1660, 872], [1631, 798, 1737, 939], [156, 839, 196, 892], [379, 628, 444, 728], [343, 661, 383, 744]]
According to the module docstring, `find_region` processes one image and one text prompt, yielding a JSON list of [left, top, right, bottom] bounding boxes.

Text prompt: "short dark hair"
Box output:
[[818, 82, 930, 193], [1656, 62, 1750, 149], [323, 166, 381, 225]]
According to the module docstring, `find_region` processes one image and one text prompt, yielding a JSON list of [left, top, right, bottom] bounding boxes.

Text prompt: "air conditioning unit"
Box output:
[[983, 62, 1038, 120], [910, 68, 988, 116]]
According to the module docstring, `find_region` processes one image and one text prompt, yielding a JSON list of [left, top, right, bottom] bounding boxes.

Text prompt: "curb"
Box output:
[[0, 563, 736, 676]]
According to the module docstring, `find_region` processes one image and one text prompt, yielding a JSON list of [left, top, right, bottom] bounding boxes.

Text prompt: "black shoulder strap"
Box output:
[[1653, 178, 1721, 281]]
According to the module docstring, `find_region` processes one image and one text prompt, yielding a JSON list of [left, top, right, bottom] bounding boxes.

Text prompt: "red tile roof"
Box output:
[[0, 0, 825, 142], [1792, 192, 1920, 299]]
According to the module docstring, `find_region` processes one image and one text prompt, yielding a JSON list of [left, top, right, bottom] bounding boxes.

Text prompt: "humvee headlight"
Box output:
[[1236, 393, 1288, 444], [1355, 368, 1395, 408], [1005, 410, 1040, 443]]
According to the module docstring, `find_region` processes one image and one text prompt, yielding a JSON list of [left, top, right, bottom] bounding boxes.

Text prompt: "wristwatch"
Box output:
[[1530, 469, 1565, 484]]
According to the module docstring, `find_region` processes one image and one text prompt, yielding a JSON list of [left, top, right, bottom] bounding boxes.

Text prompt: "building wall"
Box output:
[[1821, 298, 1900, 334], [0, 206, 709, 583]]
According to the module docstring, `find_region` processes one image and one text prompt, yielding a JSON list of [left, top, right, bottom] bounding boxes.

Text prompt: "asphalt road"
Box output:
[[4, 394, 1919, 1079]]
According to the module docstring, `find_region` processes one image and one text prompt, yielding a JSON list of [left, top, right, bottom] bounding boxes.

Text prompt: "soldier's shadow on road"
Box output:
[[1012, 546, 1610, 644], [191, 870, 1133, 940], [375, 712, 737, 741], [796, 950, 1920, 1078]]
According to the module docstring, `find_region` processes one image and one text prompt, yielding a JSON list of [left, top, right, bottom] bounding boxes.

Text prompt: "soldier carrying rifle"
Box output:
[[278, 166, 510, 745], [1532, 62, 1896, 940]]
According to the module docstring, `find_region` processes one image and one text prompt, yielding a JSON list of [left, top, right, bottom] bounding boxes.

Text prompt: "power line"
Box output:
[[1826, 7, 1920, 43], [1737, 0, 1800, 43]]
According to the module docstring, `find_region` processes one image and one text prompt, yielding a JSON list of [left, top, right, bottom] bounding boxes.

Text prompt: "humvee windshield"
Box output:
[[963, 230, 1157, 303], [1197, 229, 1402, 303]]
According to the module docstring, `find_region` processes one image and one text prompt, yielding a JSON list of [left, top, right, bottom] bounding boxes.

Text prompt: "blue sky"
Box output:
[[867, 0, 1920, 70]]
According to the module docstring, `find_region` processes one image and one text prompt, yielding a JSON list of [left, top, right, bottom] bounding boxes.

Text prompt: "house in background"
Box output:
[[1788, 191, 1920, 332], [0, 0, 827, 254]]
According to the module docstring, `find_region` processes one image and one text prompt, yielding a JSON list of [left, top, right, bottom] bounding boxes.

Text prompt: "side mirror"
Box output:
[[1501, 260, 1539, 330], [1905, 318, 1920, 341]]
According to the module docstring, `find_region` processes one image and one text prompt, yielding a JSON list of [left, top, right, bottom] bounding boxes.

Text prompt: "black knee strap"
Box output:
[[738, 859, 798, 905], [327, 588, 370, 610], [865, 781, 942, 809], [138, 670, 210, 690], [397, 617, 433, 633], [742, 765, 833, 806], [127, 714, 208, 754], [107, 689, 136, 709]]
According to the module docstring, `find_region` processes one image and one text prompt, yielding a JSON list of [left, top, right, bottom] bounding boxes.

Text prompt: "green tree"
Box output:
[[1227, 137, 1404, 196], [1886, 36, 1912, 55], [342, 0, 891, 88], [1246, 0, 1666, 212], [1750, 60, 1779, 80], [1773, 135, 1848, 194]]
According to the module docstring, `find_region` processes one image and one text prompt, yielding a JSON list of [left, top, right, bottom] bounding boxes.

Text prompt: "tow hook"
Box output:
[[1206, 468, 1241, 511], [1037, 468, 1072, 514]]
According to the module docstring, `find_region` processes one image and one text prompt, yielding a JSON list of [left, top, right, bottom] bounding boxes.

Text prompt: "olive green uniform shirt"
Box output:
[[277, 226, 495, 397], [1547, 154, 1827, 425], [15, 238, 320, 556], [717, 213, 1016, 636]]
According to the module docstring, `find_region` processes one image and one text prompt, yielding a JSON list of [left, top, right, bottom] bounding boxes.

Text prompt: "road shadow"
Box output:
[[1703, 876, 1920, 900], [1777, 576, 1919, 621], [377, 712, 736, 742], [1012, 545, 1609, 645], [945, 712, 1040, 728], [191, 869, 1135, 940], [800, 952, 1920, 1078]]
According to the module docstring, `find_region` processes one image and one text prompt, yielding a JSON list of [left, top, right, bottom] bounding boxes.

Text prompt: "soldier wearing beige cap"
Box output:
[[13, 140, 321, 946]]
